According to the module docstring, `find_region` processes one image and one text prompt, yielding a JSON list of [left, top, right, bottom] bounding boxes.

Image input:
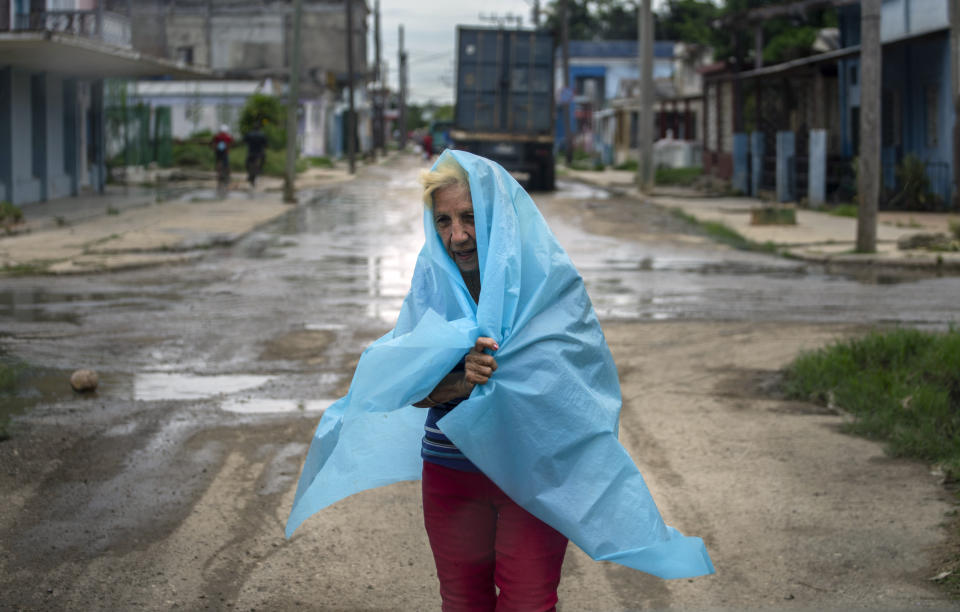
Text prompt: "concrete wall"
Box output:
[[0, 67, 93, 205], [882, 0, 948, 39], [0, 67, 9, 202], [211, 14, 284, 71], [157, 1, 368, 79], [44, 74, 74, 200], [10, 69, 41, 205], [166, 15, 209, 66]]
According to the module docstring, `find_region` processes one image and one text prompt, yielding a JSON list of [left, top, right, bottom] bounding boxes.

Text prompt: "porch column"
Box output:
[[776, 130, 795, 202], [732, 132, 749, 194], [91, 79, 105, 193], [0, 68, 11, 203], [750, 131, 764, 196], [808, 128, 827, 205]]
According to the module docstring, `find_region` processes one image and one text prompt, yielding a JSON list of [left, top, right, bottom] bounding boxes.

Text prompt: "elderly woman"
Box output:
[[287, 151, 713, 611], [413, 159, 569, 610]]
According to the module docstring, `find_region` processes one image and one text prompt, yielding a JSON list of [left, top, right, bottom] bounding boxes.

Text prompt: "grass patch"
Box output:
[[670, 209, 779, 254], [171, 142, 307, 177], [1, 262, 51, 276], [751, 206, 796, 225], [655, 166, 702, 186], [824, 203, 859, 218], [569, 159, 606, 172], [615, 160, 638, 172], [784, 327, 960, 594], [783, 328, 960, 479], [308, 156, 334, 168]]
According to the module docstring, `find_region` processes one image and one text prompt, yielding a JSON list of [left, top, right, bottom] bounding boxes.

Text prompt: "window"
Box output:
[[176, 46, 194, 65], [848, 63, 858, 86]]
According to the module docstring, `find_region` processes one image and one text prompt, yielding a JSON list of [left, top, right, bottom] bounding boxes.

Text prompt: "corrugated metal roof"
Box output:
[[567, 40, 674, 59]]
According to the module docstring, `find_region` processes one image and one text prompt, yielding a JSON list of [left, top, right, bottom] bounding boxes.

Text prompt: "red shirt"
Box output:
[[212, 132, 233, 152]]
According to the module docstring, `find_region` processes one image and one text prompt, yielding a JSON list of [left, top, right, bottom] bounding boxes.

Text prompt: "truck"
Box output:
[[451, 26, 555, 191]]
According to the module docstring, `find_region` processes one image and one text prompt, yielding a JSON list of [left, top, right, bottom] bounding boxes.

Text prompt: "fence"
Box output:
[[106, 103, 174, 170]]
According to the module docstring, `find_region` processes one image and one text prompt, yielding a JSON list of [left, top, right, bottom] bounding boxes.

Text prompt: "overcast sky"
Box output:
[[375, 0, 540, 104]]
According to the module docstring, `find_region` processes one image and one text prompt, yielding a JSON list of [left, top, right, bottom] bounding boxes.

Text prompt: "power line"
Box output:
[[407, 51, 453, 65]]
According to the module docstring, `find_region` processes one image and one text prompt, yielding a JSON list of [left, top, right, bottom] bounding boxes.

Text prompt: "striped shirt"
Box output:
[[421, 359, 480, 472]]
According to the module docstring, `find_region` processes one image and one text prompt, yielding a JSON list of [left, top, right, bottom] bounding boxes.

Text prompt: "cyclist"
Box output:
[[211, 124, 233, 196], [243, 124, 268, 187]]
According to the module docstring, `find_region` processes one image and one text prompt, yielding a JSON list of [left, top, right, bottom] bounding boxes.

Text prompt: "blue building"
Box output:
[[0, 0, 207, 207], [555, 40, 678, 156], [837, 0, 954, 205]]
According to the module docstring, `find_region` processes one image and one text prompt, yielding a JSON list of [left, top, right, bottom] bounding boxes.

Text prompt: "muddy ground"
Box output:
[[1, 158, 958, 610]]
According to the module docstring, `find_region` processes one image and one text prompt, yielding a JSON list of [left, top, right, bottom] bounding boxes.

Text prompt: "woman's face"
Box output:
[[433, 184, 478, 272]]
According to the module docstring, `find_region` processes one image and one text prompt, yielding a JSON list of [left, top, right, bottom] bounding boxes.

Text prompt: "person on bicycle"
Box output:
[[211, 124, 233, 173], [243, 124, 268, 187]]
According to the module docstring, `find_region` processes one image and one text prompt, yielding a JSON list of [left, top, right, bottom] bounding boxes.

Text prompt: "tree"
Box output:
[[239, 93, 286, 150], [654, 0, 720, 46], [541, 0, 837, 68]]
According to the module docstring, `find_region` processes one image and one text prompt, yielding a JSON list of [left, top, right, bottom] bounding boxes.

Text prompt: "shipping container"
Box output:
[[452, 26, 555, 190]]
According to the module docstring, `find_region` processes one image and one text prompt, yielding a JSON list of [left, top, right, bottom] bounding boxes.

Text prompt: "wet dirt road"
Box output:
[[1, 154, 958, 610]]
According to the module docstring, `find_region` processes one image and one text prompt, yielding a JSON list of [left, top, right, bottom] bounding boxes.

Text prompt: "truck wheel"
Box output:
[[542, 160, 555, 191], [529, 169, 542, 192]]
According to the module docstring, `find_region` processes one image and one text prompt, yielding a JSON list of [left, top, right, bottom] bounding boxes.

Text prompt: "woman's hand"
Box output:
[[413, 337, 499, 408], [465, 337, 498, 385]]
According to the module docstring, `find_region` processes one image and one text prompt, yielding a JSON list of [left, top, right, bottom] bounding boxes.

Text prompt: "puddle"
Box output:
[[305, 323, 348, 331], [553, 180, 611, 201], [219, 398, 335, 414], [134, 373, 273, 401], [0, 287, 180, 324]]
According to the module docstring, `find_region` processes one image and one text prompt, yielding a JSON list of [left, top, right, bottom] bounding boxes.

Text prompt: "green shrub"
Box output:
[[0, 201, 23, 225], [655, 166, 702, 186], [783, 328, 960, 478], [889, 154, 940, 211], [239, 93, 287, 150], [615, 160, 638, 171], [172, 141, 211, 169]]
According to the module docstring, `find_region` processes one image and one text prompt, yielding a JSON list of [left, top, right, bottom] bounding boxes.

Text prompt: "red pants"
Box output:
[[422, 462, 568, 612]]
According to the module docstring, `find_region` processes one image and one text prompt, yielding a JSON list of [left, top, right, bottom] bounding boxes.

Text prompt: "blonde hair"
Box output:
[[420, 156, 470, 207]]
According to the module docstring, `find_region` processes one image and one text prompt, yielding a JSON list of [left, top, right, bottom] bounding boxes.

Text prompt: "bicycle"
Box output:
[[216, 156, 230, 199]]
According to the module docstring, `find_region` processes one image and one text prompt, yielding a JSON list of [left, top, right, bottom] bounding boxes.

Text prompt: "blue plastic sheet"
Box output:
[[286, 150, 714, 579]]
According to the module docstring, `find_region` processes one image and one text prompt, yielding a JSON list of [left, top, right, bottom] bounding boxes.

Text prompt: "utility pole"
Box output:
[[950, 0, 960, 207], [561, 0, 572, 165], [856, 0, 881, 252], [283, 0, 303, 203], [346, 0, 356, 174], [204, 0, 212, 67], [532, 0, 540, 28], [374, 0, 384, 156], [399, 25, 408, 150], [636, 0, 654, 192]]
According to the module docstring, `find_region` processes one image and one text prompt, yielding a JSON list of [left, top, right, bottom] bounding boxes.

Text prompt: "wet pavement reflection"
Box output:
[[2, 157, 959, 426]]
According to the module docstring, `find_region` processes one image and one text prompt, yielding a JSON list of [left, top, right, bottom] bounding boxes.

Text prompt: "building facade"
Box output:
[[556, 40, 709, 166], [0, 0, 205, 206], [127, 0, 371, 158]]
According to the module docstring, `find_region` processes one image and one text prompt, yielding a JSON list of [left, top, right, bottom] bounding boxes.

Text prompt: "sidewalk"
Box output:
[[4, 160, 958, 275], [0, 164, 355, 275], [562, 167, 960, 271]]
